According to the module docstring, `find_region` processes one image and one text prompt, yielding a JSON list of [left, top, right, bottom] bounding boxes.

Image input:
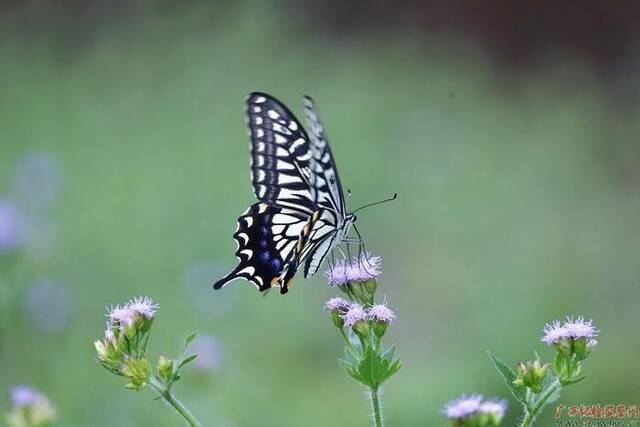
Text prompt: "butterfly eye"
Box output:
[[352, 215, 358, 223]]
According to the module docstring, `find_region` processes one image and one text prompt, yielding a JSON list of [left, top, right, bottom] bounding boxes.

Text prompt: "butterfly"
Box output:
[[214, 92, 378, 295]]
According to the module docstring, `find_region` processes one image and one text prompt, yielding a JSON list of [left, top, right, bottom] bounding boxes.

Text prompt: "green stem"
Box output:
[[519, 379, 561, 427], [339, 328, 359, 358], [369, 386, 383, 427], [149, 377, 202, 427]]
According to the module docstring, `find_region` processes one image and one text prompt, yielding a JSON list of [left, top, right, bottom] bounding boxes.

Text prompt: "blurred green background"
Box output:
[[1, 1, 639, 426]]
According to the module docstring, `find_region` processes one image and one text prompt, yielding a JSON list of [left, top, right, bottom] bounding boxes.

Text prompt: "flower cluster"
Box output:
[[541, 316, 598, 383], [94, 297, 158, 389], [325, 253, 381, 305], [94, 296, 204, 425], [488, 315, 599, 427], [324, 253, 401, 397], [443, 394, 507, 427], [6, 385, 56, 427], [325, 299, 396, 338]]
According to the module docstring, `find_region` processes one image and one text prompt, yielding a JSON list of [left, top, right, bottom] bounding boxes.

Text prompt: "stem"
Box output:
[[149, 377, 202, 427], [519, 379, 561, 427], [369, 387, 383, 427]]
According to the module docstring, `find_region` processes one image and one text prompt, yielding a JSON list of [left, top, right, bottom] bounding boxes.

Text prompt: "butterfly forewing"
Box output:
[[303, 96, 347, 216], [247, 93, 315, 215]]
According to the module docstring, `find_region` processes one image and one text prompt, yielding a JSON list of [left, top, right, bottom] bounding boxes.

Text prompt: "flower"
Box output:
[[367, 304, 396, 323], [0, 199, 23, 252], [324, 297, 351, 313], [541, 320, 570, 345], [324, 253, 382, 287], [479, 398, 508, 418], [7, 385, 56, 427], [10, 385, 37, 407], [108, 304, 134, 328], [443, 394, 483, 419], [563, 316, 598, 340], [343, 303, 367, 328], [128, 296, 159, 319]]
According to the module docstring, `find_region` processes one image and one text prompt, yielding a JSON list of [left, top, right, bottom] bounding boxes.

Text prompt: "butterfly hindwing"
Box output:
[[213, 202, 307, 292], [247, 93, 315, 215]]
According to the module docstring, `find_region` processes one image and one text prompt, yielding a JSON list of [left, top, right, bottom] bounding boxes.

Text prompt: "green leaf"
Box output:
[[184, 331, 199, 348], [562, 376, 586, 386], [382, 346, 396, 362], [177, 354, 198, 369], [487, 351, 527, 404]]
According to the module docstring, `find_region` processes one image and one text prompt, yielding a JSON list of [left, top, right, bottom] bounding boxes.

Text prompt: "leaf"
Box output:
[[177, 354, 198, 369], [487, 351, 527, 404], [562, 376, 586, 386], [184, 331, 200, 348], [382, 346, 397, 362]]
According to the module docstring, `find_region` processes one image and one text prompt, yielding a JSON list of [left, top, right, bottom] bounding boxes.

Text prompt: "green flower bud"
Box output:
[[123, 357, 150, 390], [513, 360, 548, 393], [554, 338, 572, 358], [352, 320, 371, 339], [157, 355, 173, 383]]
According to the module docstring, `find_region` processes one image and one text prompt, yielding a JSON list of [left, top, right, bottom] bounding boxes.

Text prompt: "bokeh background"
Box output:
[[1, 1, 639, 426]]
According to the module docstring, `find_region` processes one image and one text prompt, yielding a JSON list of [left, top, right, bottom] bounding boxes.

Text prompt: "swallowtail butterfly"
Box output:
[[214, 92, 363, 294]]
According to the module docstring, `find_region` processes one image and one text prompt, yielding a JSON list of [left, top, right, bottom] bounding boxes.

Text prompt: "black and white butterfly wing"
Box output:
[[303, 96, 347, 216], [247, 93, 315, 216], [213, 203, 307, 291]]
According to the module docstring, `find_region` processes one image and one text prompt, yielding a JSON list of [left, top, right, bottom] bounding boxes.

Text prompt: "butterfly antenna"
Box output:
[[351, 193, 398, 214]]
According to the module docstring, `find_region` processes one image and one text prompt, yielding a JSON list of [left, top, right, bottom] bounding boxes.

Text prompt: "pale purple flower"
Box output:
[[128, 296, 158, 319], [107, 304, 133, 327], [343, 303, 367, 328], [324, 297, 351, 313], [324, 253, 382, 286], [367, 304, 396, 323], [443, 394, 483, 419], [563, 316, 598, 340], [479, 398, 508, 418], [187, 334, 224, 372], [541, 320, 570, 345], [10, 385, 38, 407], [0, 200, 23, 252]]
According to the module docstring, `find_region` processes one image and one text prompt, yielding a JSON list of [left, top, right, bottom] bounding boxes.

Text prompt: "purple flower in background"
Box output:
[[187, 334, 224, 372], [343, 303, 367, 328], [479, 398, 508, 419], [325, 253, 382, 286], [11, 151, 61, 211], [26, 278, 71, 334], [563, 316, 598, 340], [0, 199, 23, 252], [10, 385, 38, 407], [541, 320, 570, 345], [368, 304, 396, 323], [443, 394, 483, 419]]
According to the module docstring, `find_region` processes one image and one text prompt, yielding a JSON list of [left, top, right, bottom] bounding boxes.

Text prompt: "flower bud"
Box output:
[[123, 357, 150, 390], [554, 338, 572, 357], [157, 355, 173, 383], [513, 360, 548, 393]]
